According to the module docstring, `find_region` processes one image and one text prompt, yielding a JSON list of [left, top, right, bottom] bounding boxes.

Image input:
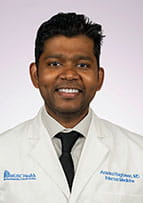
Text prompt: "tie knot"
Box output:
[[56, 131, 81, 153]]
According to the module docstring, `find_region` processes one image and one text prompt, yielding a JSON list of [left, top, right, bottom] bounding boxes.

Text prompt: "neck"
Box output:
[[46, 108, 88, 128]]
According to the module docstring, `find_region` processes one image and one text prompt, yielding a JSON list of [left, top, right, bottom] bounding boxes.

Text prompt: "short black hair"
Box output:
[[35, 12, 104, 67]]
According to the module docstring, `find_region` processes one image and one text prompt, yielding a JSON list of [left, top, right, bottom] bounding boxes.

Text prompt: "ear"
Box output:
[[29, 63, 39, 88], [97, 67, 104, 91]]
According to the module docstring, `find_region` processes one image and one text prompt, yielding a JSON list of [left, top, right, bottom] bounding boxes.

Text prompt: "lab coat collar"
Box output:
[[27, 108, 109, 200], [28, 109, 71, 199], [70, 113, 109, 200]]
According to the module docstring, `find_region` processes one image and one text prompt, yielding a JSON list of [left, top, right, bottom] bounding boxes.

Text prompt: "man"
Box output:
[[0, 13, 143, 203]]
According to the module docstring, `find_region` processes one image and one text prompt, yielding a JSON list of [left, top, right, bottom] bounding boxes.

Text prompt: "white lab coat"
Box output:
[[0, 108, 143, 203]]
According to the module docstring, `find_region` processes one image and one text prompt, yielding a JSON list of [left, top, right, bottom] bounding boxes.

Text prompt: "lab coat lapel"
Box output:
[[71, 113, 109, 198], [28, 114, 70, 198]]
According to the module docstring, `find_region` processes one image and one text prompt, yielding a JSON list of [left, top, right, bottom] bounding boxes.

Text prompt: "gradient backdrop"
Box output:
[[0, 0, 142, 134]]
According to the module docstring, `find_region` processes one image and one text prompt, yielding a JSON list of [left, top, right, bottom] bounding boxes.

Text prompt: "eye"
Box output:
[[76, 63, 89, 68], [48, 61, 62, 67]]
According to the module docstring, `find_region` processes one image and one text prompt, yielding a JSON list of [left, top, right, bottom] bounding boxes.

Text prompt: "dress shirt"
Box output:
[[41, 106, 92, 171]]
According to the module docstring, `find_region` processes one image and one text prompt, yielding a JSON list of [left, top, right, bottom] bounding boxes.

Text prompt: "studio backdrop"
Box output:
[[0, 0, 142, 135]]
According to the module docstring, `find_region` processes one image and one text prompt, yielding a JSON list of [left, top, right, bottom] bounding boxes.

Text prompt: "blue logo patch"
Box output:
[[3, 170, 36, 181]]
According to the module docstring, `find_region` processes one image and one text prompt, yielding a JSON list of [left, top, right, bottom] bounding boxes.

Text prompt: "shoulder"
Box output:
[[0, 119, 33, 146], [0, 108, 45, 168], [92, 110, 143, 146], [90, 111, 143, 171], [102, 117, 141, 138], [0, 108, 43, 144]]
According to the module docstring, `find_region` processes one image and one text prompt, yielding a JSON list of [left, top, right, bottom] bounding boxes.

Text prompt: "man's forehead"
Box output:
[[41, 35, 96, 61], [43, 34, 94, 46]]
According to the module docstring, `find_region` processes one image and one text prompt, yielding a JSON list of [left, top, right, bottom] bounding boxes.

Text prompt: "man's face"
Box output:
[[30, 35, 104, 118]]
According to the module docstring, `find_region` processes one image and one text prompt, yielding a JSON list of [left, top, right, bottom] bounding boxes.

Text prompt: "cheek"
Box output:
[[38, 75, 52, 97], [83, 74, 98, 90], [38, 72, 53, 86], [82, 75, 99, 100]]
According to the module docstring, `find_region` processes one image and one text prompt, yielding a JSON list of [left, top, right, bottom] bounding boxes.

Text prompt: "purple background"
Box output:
[[0, 0, 142, 134]]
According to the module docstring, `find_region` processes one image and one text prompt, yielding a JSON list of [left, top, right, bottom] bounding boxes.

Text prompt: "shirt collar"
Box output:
[[41, 106, 92, 138]]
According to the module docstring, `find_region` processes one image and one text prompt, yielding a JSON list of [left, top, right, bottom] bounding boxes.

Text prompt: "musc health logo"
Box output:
[[3, 170, 36, 181]]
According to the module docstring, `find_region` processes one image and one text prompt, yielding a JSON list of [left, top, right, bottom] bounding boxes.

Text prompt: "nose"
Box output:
[[59, 66, 80, 81]]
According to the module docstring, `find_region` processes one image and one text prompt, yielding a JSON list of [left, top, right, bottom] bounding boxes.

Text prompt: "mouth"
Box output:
[[57, 88, 81, 93], [55, 88, 82, 98]]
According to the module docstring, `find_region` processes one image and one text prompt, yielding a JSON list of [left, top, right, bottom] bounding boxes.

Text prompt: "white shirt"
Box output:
[[41, 106, 92, 170]]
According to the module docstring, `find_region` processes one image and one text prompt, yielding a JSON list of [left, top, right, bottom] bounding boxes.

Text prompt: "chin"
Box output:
[[57, 108, 79, 114], [55, 105, 87, 115]]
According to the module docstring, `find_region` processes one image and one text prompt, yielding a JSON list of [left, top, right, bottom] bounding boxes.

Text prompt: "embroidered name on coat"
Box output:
[[100, 170, 140, 183], [3, 170, 36, 181]]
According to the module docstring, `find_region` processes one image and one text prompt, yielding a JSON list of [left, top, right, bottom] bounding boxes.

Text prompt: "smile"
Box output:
[[57, 88, 80, 93]]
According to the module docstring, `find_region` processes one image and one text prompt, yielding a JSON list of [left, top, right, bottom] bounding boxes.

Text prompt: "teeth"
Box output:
[[58, 88, 79, 93]]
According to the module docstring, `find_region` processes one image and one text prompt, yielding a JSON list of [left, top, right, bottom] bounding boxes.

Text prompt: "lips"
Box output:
[[55, 87, 82, 98], [55, 85, 82, 92], [58, 88, 80, 93]]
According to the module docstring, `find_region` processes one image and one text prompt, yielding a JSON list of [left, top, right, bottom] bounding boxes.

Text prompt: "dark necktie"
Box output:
[[55, 131, 81, 191]]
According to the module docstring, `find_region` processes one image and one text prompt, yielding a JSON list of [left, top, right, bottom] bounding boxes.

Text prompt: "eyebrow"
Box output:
[[43, 54, 94, 62], [44, 54, 63, 59]]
